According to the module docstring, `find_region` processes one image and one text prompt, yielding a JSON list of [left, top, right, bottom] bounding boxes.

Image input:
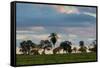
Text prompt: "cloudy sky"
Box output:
[[16, 3, 96, 47]]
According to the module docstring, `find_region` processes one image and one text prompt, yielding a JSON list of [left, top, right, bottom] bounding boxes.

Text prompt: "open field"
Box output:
[[16, 53, 97, 66]]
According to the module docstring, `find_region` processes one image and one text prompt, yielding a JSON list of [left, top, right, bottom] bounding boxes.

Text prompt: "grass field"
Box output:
[[16, 53, 97, 66]]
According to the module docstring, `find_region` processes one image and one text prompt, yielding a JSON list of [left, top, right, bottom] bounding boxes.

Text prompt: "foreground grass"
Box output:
[[16, 53, 97, 66]]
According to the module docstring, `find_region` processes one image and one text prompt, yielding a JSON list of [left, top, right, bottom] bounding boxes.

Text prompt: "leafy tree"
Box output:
[[73, 47, 77, 53], [20, 40, 35, 55], [93, 40, 97, 52], [89, 40, 97, 52], [79, 41, 87, 53], [26, 40, 34, 55], [39, 40, 52, 48], [20, 41, 27, 54], [78, 46, 87, 53], [39, 40, 52, 54], [60, 41, 72, 53], [44, 40, 52, 47], [79, 41, 84, 47], [39, 40, 45, 48], [67, 45, 72, 53]]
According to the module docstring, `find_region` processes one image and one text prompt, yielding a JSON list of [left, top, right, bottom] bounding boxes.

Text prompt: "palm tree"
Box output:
[[49, 33, 58, 48]]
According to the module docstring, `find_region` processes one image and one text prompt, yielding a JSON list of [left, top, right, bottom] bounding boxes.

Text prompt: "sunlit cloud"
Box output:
[[17, 26, 46, 34], [29, 26, 45, 31], [83, 12, 96, 17], [53, 5, 96, 18], [54, 6, 79, 14], [17, 33, 49, 43], [68, 34, 78, 39]]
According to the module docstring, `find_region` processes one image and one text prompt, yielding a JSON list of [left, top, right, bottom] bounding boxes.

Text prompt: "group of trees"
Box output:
[[19, 33, 97, 55], [89, 40, 97, 52], [60, 41, 72, 53], [20, 40, 36, 55], [78, 41, 87, 53]]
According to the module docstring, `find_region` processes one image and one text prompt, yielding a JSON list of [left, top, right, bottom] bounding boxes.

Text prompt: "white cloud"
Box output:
[[17, 26, 46, 34], [17, 35, 26, 40], [68, 34, 78, 38], [17, 33, 49, 42], [83, 12, 96, 17], [29, 26, 45, 31], [87, 38, 95, 41], [31, 34, 49, 40]]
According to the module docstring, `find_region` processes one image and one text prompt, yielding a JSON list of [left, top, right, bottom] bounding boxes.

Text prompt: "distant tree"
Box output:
[[20, 41, 27, 55], [38, 40, 45, 48], [60, 41, 72, 53], [30, 49, 39, 55], [49, 33, 58, 48], [79, 41, 84, 47], [39, 40, 52, 48], [89, 40, 97, 52], [20, 40, 35, 55], [44, 40, 52, 47], [38, 40, 52, 54], [78, 46, 87, 53], [73, 47, 77, 53], [93, 40, 97, 48], [53, 47, 63, 54], [79, 41, 87, 53], [67, 44, 72, 53], [26, 40, 34, 55]]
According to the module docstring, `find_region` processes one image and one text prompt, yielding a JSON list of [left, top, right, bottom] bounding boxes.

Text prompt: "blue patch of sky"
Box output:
[[16, 3, 96, 47]]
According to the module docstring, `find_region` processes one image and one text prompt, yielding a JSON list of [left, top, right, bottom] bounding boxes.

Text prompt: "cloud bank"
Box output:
[[16, 3, 96, 47]]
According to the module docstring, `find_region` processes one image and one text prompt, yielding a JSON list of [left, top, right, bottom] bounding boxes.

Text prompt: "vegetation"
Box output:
[[73, 47, 77, 53], [20, 40, 36, 55], [78, 41, 87, 53], [19, 33, 97, 54], [49, 33, 58, 47], [16, 53, 97, 65], [89, 40, 97, 52], [60, 41, 72, 53], [17, 33, 97, 65]]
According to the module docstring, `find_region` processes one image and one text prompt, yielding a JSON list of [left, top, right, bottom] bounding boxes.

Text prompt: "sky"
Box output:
[[16, 3, 96, 47]]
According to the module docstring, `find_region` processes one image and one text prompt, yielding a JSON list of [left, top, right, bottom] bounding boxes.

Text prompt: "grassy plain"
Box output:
[[16, 53, 97, 66]]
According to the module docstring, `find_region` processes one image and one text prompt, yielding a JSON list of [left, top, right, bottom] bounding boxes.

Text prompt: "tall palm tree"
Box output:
[[49, 33, 58, 48]]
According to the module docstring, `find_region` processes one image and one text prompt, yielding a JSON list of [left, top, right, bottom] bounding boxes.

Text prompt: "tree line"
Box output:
[[19, 33, 97, 55]]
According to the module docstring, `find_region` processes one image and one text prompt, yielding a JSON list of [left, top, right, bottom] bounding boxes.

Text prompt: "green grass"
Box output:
[[16, 53, 97, 66]]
